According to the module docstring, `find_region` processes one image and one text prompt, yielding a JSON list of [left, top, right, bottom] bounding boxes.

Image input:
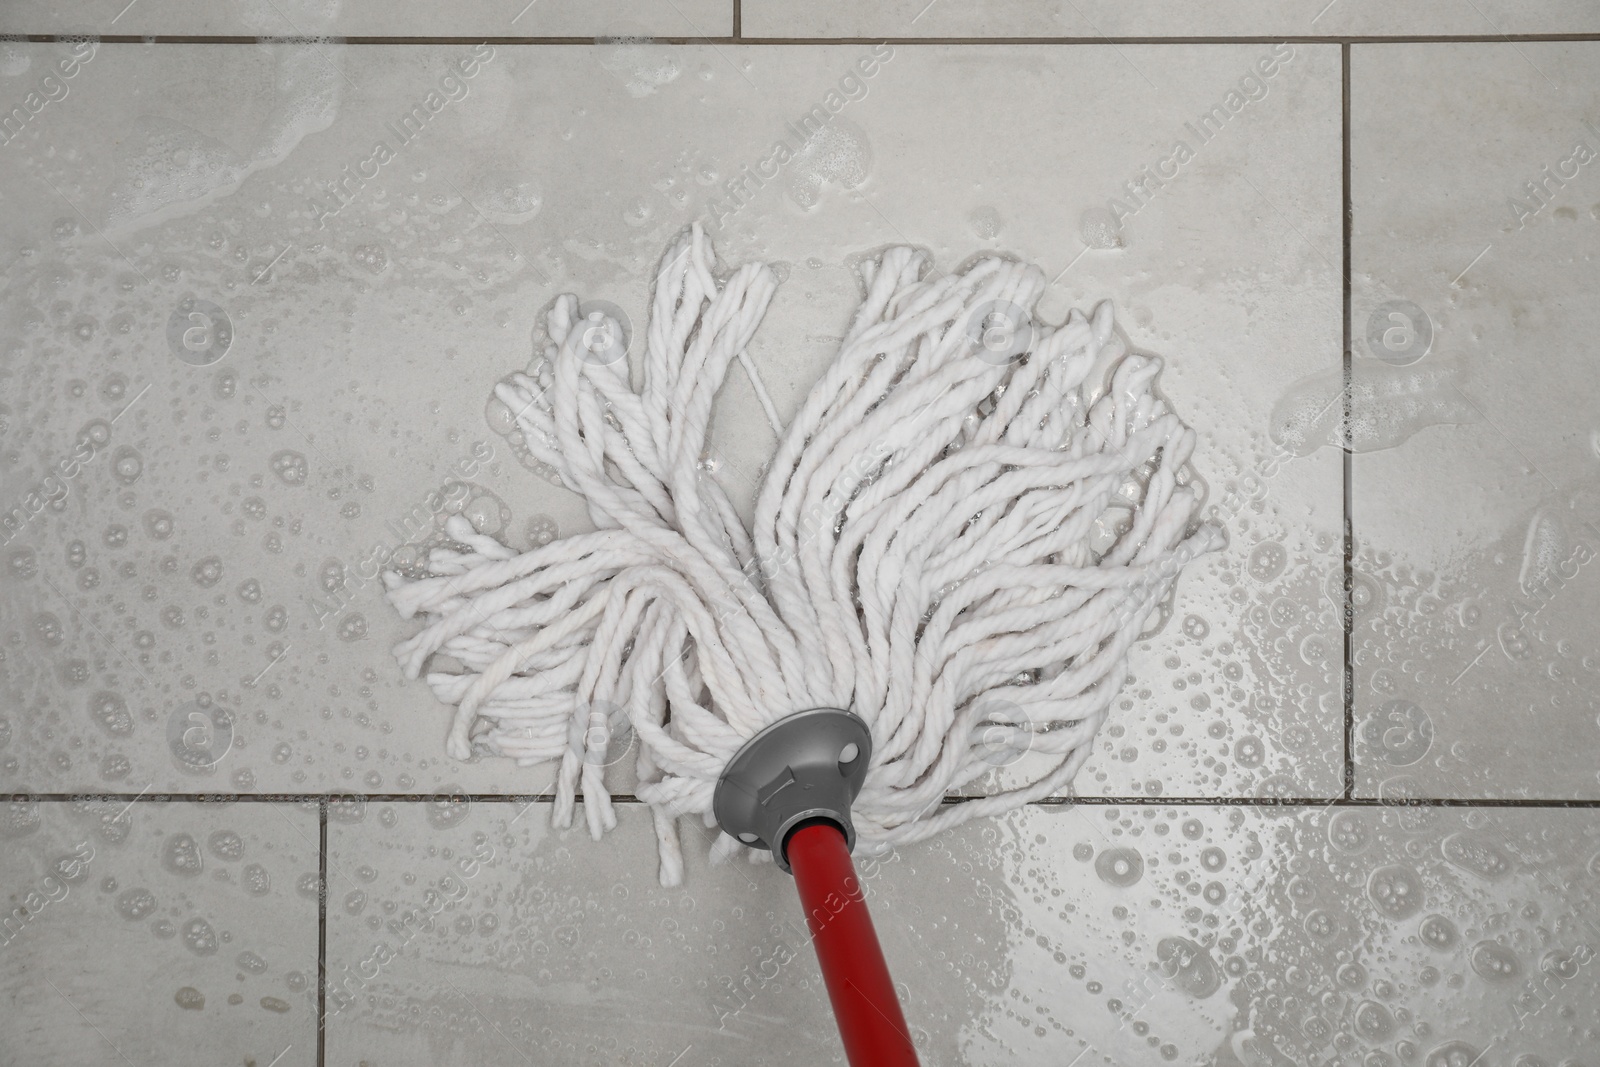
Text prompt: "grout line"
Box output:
[[1340, 41, 1356, 802], [5, 33, 1600, 45], [11, 792, 1600, 808], [732, 0, 741, 39], [317, 797, 328, 1067]]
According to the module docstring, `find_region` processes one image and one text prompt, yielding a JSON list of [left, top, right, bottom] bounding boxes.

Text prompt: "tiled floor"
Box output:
[[0, 6, 1597, 1066], [0, 797, 319, 1066], [1349, 43, 1600, 801]]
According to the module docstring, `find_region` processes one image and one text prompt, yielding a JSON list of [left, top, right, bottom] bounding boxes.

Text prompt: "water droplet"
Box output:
[[1354, 999, 1395, 1039], [88, 691, 134, 737], [111, 446, 144, 485], [1232, 735, 1265, 768], [526, 514, 559, 547], [270, 450, 308, 485], [1247, 541, 1287, 582], [207, 829, 244, 861], [1418, 913, 1458, 950], [1366, 864, 1423, 919], [426, 789, 471, 829], [182, 916, 218, 955], [1327, 810, 1369, 853], [163, 833, 204, 876], [1094, 847, 1144, 887], [242, 863, 272, 895], [1440, 832, 1512, 881], [190, 556, 223, 587], [116, 887, 158, 920], [353, 243, 389, 273], [1154, 937, 1220, 998], [1468, 939, 1519, 981]]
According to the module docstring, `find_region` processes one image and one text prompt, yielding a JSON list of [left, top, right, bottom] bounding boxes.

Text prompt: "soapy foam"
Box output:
[[1269, 361, 1478, 456], [104, 47, 341, 237]]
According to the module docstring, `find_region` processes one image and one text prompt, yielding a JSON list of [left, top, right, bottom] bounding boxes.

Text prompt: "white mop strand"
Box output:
[[385, 223, 1222, 886]]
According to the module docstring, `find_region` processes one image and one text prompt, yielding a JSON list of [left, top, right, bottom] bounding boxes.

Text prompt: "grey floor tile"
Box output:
[[326, 798, 1600, 1065], [743, 0, 1600, 38], [0, 797, 320, 1067], [1349, 43, 1600, 799], [0, 0, 733, 39], [0, 40, 1343, 800]]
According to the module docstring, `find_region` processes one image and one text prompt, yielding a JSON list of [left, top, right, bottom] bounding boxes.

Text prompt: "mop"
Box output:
[[384, 224, 1220, 1064]]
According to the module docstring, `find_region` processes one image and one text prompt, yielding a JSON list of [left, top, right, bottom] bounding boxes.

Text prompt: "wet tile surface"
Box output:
[[742, 0, 1600, 39], [1349, 43, 1600, 799], [3, 17, 1598, 1067], [0, 797, 319, 1067], [0, 41, 1342, 799], [324, 799, 1600, 1066], [0, 0, 732, 39]]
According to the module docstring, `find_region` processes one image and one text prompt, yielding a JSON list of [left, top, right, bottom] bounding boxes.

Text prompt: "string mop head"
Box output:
[[385, 224, 1222, 886]]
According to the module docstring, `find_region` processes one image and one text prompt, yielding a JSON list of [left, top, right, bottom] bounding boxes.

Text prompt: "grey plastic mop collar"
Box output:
[[712, 707, 871, 874]]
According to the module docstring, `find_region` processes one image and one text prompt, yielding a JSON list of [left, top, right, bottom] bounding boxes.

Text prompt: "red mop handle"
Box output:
[[786, 822, 921, 1067]]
